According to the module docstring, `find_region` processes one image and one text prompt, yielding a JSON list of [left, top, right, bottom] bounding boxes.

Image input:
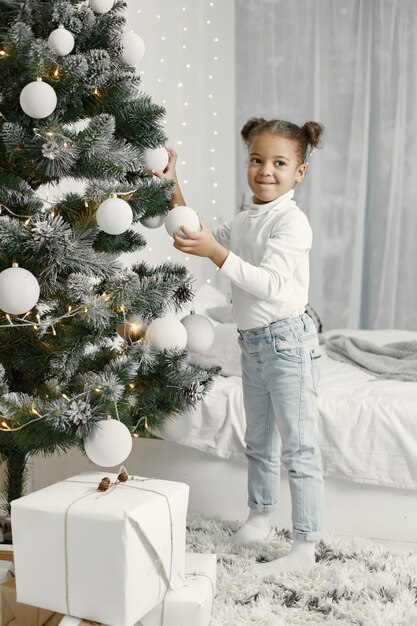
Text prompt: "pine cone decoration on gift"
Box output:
[[118, 466, 129, 482], [98, 477, 111, 491]]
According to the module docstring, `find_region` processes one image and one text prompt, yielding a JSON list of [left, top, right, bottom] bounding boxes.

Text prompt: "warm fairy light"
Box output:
[[31, 405, 40, 416], [93, 87, 99, 95], [5, 314, 12, 325], [24, 217, 31, 225], [52, 326, 57, 336], [132, 433, 139, 438], [62, 393, 70, 400], [84, 200, 89, 208], [84, 307, 88, 312], [0, 50, 7, 57], [36, 314, 41, 324], [68, 305, 72, 313], [95, 387, 102, 393], [129, 383, 135, 389], [53, 67, 59, 78], [33, 325, 38, 330]]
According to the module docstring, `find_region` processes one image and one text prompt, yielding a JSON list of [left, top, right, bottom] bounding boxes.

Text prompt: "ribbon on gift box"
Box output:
[[63, 475, 176, 619]]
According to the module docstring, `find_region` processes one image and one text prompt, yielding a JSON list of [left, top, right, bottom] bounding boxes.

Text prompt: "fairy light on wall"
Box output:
[[125, 0, 235, 291]]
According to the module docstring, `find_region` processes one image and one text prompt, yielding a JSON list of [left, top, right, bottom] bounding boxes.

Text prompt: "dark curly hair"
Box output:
[[241, 118, 324, 165]]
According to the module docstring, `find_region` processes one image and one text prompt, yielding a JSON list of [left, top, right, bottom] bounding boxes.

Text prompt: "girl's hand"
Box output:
[[152, 147, 186, 207], [173, 214, 229, 268]]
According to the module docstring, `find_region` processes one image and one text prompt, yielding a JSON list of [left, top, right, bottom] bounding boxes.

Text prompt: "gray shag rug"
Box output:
[[186, 515, 417, 626]]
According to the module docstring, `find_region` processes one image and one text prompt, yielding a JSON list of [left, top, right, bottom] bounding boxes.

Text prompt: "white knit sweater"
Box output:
[[212, 189, 312, 330]]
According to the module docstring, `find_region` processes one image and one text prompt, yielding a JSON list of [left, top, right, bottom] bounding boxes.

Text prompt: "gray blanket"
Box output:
[[324, 335, 417, 382]]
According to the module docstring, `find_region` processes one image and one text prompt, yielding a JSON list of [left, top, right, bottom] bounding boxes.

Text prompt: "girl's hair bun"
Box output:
[[302, 121, 324, 148], [241, 117, 267, 145]]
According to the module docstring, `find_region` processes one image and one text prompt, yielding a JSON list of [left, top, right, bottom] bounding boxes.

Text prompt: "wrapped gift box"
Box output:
[[2, 578, 63, 626], [138, 552, 217, 626], [11, 472, 189, 626]]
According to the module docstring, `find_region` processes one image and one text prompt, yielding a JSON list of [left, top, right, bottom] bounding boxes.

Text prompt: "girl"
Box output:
[[154, 118, 324, 576]]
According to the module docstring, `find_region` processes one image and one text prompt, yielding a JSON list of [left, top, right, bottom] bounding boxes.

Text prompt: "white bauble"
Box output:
[[20, 80, 57, 119], [0, 265, 40, 315], [165, 205, 200, 238], [89, 0, 114, 14], [48, 25, 75, 56], [181, 312, 215, 353], [140, 214, 166, 229], [120, 31, 145, 66], [96, 197, 133, 235], [84, 418, 132, 467], [143, 147, 169, 173], [144, 316, 188, 351]]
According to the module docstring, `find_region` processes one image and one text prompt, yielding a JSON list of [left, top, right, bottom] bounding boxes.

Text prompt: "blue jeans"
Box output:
[[238, 313, 323, 542]]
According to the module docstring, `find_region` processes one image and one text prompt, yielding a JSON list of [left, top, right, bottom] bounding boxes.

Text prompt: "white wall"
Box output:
[[123, 0, 236, 296]]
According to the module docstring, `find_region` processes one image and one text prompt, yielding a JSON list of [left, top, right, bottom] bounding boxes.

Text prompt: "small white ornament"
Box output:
[[120, 31, 145, 66], [48, 25, 75, 56], [0, 264, 40, 315], [181, 311, 215, 353], [96, 197, 133, 235], [140, 214, 166, 229], [165, 205, 201, 238], [19, 79, 57, 119], [84, 418, 132, 467], [144, 316, 188, 350], [89, 0, 114, 14], [143, 147, 169, 173]]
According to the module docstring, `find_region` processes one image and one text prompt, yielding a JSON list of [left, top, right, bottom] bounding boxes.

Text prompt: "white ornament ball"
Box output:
[[165, 205, 201, 238], [48, 25, 75, 56], [140, 214, 166, 229], [89, 0, 114, 14], [20, 80, 57, 119], [84, 418, 132, 467], [143, 147, 169, 173], [144, 316, 188, 351], [181, 312, 215, 353], [96, 197, 133, 235], [0, 266, 40, 315], [120, 31, 145, 66]]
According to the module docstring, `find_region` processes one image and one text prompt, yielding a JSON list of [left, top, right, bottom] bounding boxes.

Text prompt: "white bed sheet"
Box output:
[[157, 324, 417, 492]]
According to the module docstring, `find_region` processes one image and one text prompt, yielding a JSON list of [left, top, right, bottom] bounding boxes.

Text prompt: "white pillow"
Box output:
[[190, 322, 241, 377]]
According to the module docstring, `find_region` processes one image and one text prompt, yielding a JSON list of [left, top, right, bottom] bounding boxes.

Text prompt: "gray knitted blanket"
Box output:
[[324, 335, 417, 382]]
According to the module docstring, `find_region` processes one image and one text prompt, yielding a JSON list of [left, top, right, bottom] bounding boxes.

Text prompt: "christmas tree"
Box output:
[[0, 0, 219, 512]]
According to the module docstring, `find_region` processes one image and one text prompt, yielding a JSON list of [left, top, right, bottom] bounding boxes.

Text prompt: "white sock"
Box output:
[[228, 509, 270, 545], [248, 538, 316, 576]]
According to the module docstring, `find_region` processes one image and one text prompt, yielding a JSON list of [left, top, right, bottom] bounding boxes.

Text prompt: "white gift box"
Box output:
[[138, 552, 217, 626], [11, 472, 189, 626]]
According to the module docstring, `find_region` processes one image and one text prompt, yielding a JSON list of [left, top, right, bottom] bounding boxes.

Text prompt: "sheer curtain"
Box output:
[[236, 0, 417, 330]]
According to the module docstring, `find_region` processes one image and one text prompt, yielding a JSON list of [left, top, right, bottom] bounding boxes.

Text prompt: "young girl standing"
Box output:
[[154, 118, 324, 575]]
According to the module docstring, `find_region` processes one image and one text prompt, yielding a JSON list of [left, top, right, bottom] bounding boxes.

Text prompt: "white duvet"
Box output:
[[159, 287, 417, 491]]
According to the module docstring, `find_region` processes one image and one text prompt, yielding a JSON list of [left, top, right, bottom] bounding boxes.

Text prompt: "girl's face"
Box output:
[[247, 132, 306, 204]]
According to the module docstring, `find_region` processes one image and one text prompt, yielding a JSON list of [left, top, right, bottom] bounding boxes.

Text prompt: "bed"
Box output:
[[29, 284, 417, 546]]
